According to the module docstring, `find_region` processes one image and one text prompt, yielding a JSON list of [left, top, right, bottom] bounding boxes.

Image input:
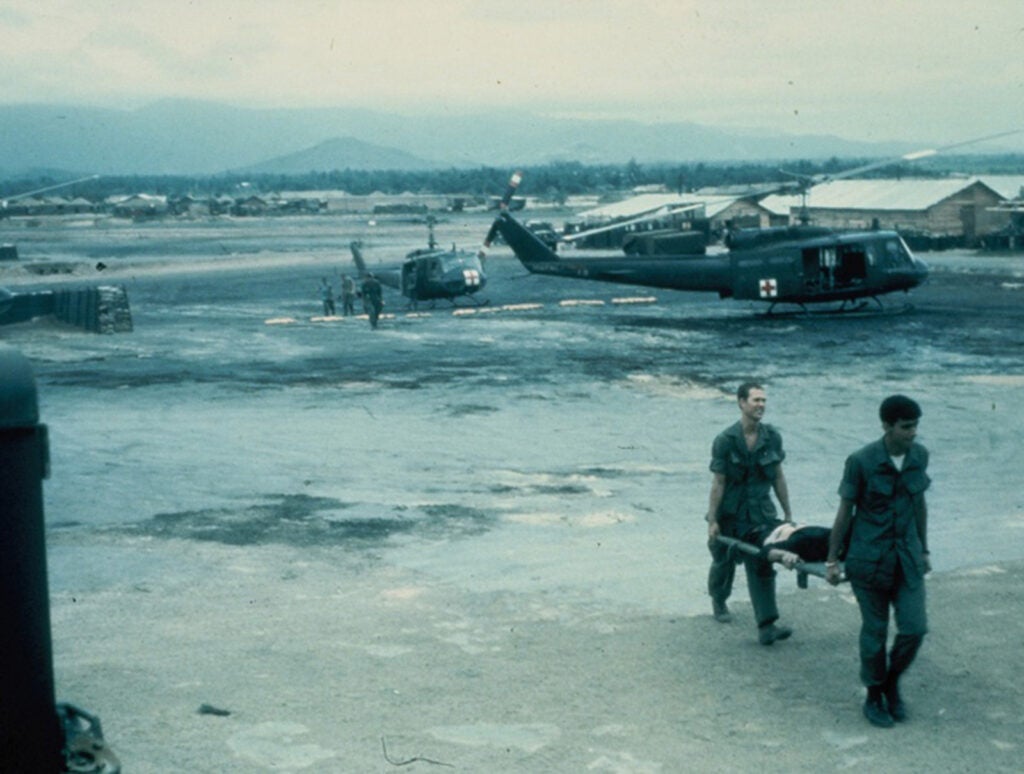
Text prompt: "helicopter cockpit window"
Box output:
[[439, 253, 481, 274], [883, 239, 914, 267], [438, 254, 463, 273]]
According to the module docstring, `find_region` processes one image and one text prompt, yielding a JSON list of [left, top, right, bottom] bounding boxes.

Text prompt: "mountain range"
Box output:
[[0, 99, 927, 178]]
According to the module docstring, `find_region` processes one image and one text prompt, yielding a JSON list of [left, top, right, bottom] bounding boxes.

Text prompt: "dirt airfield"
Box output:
[[3, 212, 1024, 772]]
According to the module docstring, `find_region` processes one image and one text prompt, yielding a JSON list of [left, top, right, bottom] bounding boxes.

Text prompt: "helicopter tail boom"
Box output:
[[349, 241, 402, 291], [488, 210, 735, 294], [488, 211, 561, 269], [349, 241, 370, 278]]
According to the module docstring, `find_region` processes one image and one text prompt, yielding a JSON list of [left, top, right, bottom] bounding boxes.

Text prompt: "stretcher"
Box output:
[[716, 535, 846, 588]]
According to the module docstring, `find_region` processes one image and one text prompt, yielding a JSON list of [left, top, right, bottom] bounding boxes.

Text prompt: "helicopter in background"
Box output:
[[482, 174, 927, 314], [350, 217, 487, 308], [480, 132, 1023, 314]]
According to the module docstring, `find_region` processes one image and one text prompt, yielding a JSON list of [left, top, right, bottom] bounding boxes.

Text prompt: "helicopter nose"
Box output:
[[913, 255, 929, 283], [463, 269, 482, 287]]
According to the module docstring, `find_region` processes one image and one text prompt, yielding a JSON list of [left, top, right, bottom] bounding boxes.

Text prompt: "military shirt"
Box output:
[[838, 438, 930, 590], [709, 421, 785, 536]]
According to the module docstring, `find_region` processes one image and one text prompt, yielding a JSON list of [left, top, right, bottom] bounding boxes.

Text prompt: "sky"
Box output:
[[2, 0, 1023, 148]]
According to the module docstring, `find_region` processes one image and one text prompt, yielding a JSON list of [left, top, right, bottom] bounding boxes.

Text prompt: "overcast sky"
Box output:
[[3, 0, 1023, 148]]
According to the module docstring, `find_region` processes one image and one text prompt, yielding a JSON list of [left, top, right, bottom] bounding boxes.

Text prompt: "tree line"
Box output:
[[4, 154, 1023, 203]]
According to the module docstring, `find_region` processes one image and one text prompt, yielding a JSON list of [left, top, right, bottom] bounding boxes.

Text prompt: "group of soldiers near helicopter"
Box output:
[[318, 273, 384, 329]]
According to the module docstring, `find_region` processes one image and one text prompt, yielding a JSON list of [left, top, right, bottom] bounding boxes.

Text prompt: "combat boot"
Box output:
[[712, 599, 732, 623], [863, 689, 894, 728]]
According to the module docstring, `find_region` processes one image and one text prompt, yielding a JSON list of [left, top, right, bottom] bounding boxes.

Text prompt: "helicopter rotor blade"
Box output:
[[755, 129, 1022, 224], [791, 128, 1024, 189], [1, 174, 100, 207]]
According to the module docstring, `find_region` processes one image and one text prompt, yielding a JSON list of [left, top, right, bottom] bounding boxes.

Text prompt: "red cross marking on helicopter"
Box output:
[[759, 278, 778, 298]]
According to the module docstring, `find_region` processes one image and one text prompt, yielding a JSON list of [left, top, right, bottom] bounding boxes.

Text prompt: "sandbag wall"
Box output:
[[53, 285, 133, 333]]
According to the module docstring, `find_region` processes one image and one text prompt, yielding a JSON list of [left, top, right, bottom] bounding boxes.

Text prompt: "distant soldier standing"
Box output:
[[319, 277, 336, 316], [341, 274, 356, 316], [361, 273, 383, 329]]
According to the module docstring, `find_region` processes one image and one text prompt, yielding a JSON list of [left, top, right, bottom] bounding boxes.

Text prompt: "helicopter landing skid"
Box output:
[[406, 297, 490, 310], [451, 297, 490, 308], [763, 297, 914, 318]]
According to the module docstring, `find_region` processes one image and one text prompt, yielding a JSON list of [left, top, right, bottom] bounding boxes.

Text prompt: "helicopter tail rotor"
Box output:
[[499, 171, 523, 209], [480, 171, 523, 257]]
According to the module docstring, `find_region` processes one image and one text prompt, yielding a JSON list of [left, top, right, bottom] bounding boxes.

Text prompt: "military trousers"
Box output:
[[850, 566, 927, 687], [707, 540, 779, 628]]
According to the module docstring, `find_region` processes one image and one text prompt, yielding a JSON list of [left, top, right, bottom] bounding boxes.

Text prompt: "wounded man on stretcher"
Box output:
[[717, 521, 840, 582]]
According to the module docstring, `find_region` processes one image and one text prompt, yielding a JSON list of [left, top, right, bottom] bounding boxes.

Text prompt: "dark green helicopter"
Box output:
[[483, 174, 927, 315], [481, 132, 1020, 314], [350, 218, 487, 308]]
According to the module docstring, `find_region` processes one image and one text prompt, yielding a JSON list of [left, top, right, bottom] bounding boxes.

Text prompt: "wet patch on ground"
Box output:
[[445, 403, 500, 417], [118, 493, 495, 548], [416, 504, 493, 539], [487, 481, 593, 496], [484, 467, 626, 498]]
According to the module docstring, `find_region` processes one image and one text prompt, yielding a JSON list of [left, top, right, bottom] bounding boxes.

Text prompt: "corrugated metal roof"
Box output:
[[705, 198, 753, 218], [758, 194, 802, 216], [573, 176, 1015, 223], [978, 175, 1024, 200], [760, 177, 997, 213], [704, 200, 731, 218], [574, 193, 704, 223], [573, 192, 759, 223]]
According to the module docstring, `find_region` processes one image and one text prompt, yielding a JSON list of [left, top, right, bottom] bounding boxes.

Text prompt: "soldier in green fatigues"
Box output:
[[827, 395, 930, 728], [319, 277, 336, 316], [705, 381, 794, 645], [361, 274, 383, 329], [341, 274, 356, 316]]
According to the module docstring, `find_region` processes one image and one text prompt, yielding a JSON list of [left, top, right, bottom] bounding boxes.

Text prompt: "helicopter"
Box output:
[[482, 175, 926, 314], [480, 131, 1022, 314], [349, 217, 487, 308]]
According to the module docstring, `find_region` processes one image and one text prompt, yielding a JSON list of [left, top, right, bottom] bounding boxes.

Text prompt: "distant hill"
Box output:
[[0, 98, 961, 177], [236, 136, 441, 174]]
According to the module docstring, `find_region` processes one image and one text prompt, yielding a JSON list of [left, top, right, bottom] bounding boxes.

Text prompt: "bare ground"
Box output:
[[51, 534, 1024, 773]]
